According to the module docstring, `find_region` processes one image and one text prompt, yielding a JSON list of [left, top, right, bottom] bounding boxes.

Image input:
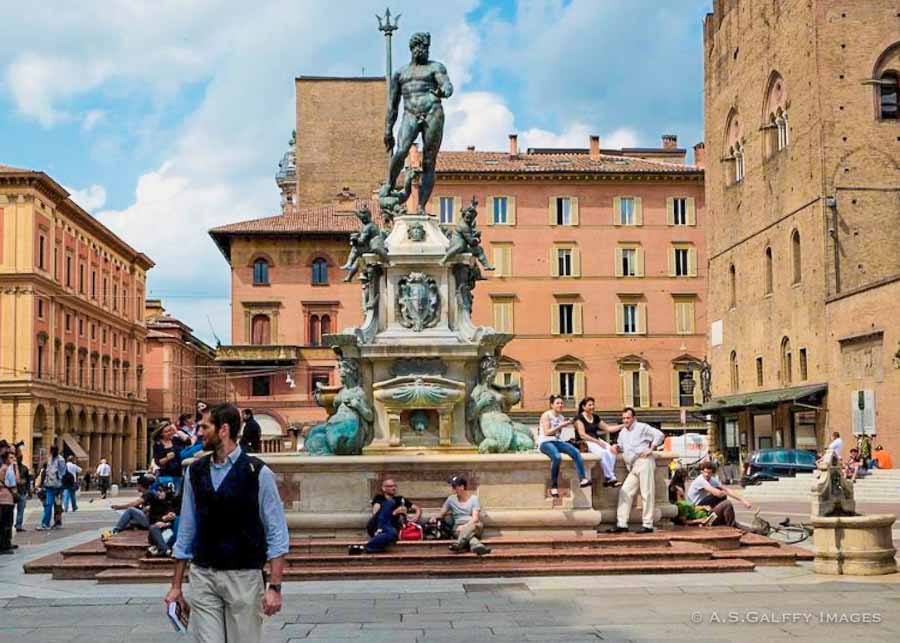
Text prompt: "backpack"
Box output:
[[61, 470, 75, 489], [398, 518, 424, 541]]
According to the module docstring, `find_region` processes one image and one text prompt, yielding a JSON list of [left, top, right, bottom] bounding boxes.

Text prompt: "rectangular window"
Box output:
[[492, 300, 513, 333], [673, 198, 688, 225], [674, 298, 695, 334], [37, 299, 44, 319], [65, 255, 72, 287], [103, 278, 108, 305], [623, 304, 637, 334], [36, 345, 44, 379], [79, 264, 85, 293], [113, 284, 118, 310], [65, 313, 72, 332], [112, 333, 117, 348], [632, 371, 642, 408], [91, 270, 97, 298], [102, 328, 107, 343], [674, 248, 689, 276], [252, 375, 271, 397], [78, 318, 84, 336], [558, 304, 574, 335], [622, 248, 636, 276], [65, 355, 71, 386], [91, 323, 96, 340], [618, 197, 635, 225], [38, 235, 46, 269], [559, 372, 576, 401], [439, 196, 455, 224], [556, 197, 571, 225], [492, 244, 512, 277], [557, 248, 572, 277], [756, 357, 764, 387], [799, 348, 808, 381], [492, 196, 508, 225], [123, 288, 128, 317]]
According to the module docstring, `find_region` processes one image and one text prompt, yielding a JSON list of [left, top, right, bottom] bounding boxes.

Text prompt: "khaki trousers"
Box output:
[[454, 520, 484, 550], [188, 566, 265, 643], [616, 456, 656, 529]]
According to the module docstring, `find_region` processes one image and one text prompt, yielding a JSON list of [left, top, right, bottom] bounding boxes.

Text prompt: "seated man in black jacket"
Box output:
[[349, 478, 421, 555]]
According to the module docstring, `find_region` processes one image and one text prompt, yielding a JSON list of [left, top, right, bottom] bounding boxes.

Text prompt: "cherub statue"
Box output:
[[467, 355, 534, 453], [440, 197, 495, 270], [341, 205, 388, 282], [378, 167, 418, 227]]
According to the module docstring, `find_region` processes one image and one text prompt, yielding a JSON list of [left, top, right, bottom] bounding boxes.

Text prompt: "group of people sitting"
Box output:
[[669, 462, 752, 527], [348, 475, 491, 557], [102, 474, 180, 557]]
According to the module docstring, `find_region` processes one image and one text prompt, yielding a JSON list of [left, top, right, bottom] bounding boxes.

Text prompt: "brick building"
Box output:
[[144, 299, 225, 429], [701, 0, 900, 459], [0, 165, 154, 478], [209, 76, 709, 435]]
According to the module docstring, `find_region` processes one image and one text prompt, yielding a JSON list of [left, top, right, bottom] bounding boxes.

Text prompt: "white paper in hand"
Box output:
[[167, 601, 189, 634]]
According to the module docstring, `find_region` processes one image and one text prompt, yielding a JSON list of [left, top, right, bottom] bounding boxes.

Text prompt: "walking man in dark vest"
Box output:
[[165, 403, 289, 642]]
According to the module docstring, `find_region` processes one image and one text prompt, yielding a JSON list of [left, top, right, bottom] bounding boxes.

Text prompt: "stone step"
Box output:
[[50, 555, 140, 580], [95, 557, 757, 584], [710, 546, 811, 566]]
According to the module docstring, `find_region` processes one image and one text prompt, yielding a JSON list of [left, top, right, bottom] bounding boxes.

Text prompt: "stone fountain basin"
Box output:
[[811, 513, 898, 576], [263, 451, 678, 537]]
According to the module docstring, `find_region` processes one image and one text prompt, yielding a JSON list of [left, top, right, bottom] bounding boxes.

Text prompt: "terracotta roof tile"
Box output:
[[209, 200, 381, 235], [436, 150, 700, 174]]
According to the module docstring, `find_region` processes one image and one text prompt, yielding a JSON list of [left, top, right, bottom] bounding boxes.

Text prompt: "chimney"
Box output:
[[662, 134, 678, 149], [693, 142, 706, 168], [589, 135, 601, 160], [466, 145, 476, 152], [508, 134, 518, 158]]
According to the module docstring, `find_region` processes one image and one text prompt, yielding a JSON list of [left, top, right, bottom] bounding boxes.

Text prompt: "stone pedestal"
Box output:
[[811, 514, 898, 575], [267, 451, 677, 537]]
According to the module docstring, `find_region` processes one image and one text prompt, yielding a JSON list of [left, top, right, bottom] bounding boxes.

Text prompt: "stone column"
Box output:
[[89, 434, 101, 470], [124, 420, 136, 476], [82, 433, 92, 466], [101, 433, 113, 466], [112, 434, 124, 482]]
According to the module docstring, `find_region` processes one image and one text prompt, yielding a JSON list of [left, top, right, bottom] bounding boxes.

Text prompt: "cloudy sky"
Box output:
[[1, 0, 711, 344]]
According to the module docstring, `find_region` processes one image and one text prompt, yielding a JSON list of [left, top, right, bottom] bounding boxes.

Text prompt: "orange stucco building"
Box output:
[[144, 299, 225, 429], [209, 77, 708, 436], [0, 164, 154, 477]]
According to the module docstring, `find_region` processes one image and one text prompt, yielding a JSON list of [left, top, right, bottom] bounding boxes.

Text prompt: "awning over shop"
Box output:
[[60, 433, 89, 461], [697, 383, 828, 415]]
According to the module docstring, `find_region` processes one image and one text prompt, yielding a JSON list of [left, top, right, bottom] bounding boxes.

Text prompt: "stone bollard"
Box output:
[[109, 484, 120, 498], [811, 514, 897, 576]]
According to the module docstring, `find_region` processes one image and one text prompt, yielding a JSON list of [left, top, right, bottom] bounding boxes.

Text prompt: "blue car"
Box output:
[[741, 448, 817, 486]]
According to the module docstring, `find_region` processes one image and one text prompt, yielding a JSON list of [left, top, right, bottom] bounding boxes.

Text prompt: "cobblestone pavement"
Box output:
[[0, 497, 897, 642]]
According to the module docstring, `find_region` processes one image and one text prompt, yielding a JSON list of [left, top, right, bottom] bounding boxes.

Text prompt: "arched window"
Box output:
[[781, 337, 793, 385], [763, 72, 788, 156], [253, 258, 269, 285], [320, 314, 331, 337], [312, 258, 329, 285], [724, 108, 744, 184], [879, 71, 899, 120], [764, 247, 773, 295], [251, 314, 270, 345], [729, 263, 737, 309], [309, 315, 321, 346], [730, 351, 739, 393], [791, 230, 802, 284]]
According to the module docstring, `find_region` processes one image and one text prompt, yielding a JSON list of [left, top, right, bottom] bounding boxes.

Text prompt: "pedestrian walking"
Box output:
[[165, 403, 288, 643], [37, 447, 66, 531], [96, 458, 112, 498], [0, 451, 19, 554], [603, 407, 665, 534], [14, 449, 29, 532], [63, 456, 81, 512]]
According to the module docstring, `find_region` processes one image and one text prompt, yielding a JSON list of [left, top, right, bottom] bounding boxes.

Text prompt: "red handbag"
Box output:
[[398, 520, 423, 541]]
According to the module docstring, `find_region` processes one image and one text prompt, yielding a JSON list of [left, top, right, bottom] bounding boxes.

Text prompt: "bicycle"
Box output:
[[748, 509, 813, 545]]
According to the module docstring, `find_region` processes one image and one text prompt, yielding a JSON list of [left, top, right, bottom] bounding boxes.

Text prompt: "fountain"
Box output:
[[262, 21, 676, 537]]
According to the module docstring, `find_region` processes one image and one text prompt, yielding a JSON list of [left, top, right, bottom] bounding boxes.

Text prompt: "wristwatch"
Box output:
[[268, 583, 282, 593]]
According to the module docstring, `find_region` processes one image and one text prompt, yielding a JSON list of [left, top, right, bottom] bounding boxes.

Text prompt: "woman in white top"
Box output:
[[539, 395, 591, 498]]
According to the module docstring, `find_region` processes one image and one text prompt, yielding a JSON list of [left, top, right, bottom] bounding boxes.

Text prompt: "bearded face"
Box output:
[[412, 43, 429, 64]]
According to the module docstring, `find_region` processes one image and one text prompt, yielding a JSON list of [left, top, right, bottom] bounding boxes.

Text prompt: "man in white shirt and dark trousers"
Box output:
[[166, 402, 289, 643], [827, 431, 843, 463], [601, 408, 665, 534], [96, 459, 112, 499]]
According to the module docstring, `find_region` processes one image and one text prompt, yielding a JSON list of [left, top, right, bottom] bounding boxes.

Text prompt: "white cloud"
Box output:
[[82, 109, 106, 131], [66, 184, 107, 211]]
